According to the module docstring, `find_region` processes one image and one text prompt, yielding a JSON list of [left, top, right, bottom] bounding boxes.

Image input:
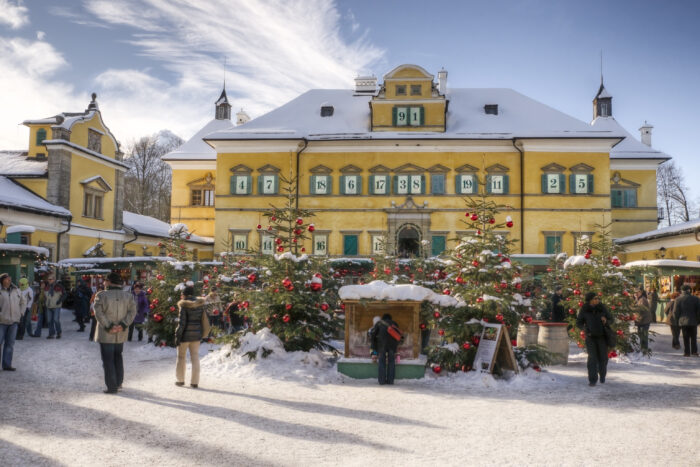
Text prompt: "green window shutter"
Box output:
[[392, 107, 397, 126], [327, 177, 333, 195], [257, 176, 263, 195], [369, 175, 375, 195], [486, 175, 492, 194], [246, 176, 252, 194], [431, 174, 444, 194], [420, 175, 426, 194], [569, 174, 576, 194], [343, 235, 358, 255], [545, 236, 559, 254], [356, 176, 363, 195], [454, 175, 461, 194], [541, 174, 548, 193], [625, 189, 637, 207], [310, 175, 316, 195], [559, 174, 566, 193], [431, 236, 446, 256], [230, 176, 236, 194], [393, 175, 399, 194], [36, 128, 47, 145], [503, 175, 510, 194], [340, 176, 346, 195], [273, 176, 279, 194], [587, 174, 594, 194], [420, 107, 425, 125], [611, 189, 622, 208]]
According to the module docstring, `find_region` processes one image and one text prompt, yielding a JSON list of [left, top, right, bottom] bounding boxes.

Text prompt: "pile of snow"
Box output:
[[168, 223, 188, 237], [563, 255, 591, 268], [201, 329, 340, 384], [339, 280, 462, 307], [274, 252, 309, 262], [0, 243, 49, 256], [174, 280, 194, 292]]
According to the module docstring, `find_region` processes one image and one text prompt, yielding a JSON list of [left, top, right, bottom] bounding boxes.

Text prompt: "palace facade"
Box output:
[[165, 64, 669, 258]]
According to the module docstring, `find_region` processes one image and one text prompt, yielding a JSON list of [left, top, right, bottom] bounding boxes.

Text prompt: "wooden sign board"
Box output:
[[473, 322, 519, 375]]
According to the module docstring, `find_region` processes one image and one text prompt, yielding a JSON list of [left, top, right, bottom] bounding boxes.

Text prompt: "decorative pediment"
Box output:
[[393, 163, 426, 174], [383, 64, 434, 80], [427, 164, 450, 173], [187, 172, 215, 187], [230, 164, 252, 174], [340, 164, 362, 174], [455, 163, 479, 173], [309, 164, 332, 174], [369, 164, 392, 174], [611, 176, 640, 188], [485, 164, 509, 174], [257, 164, 280, 174], [394, 196, 423, 210], [541, 163, 566, 173], [80, 175, 112, 192], [570, 163, 595, 173]]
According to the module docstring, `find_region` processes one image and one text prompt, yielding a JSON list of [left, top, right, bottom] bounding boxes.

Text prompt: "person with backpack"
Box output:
[[369, 313, 402, 385]]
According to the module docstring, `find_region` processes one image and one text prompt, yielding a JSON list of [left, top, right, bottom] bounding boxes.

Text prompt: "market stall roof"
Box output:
[[69, 269, 112, 275], [339, 280, 461, 307], [58, 256, 175, 268], [122, 211, 213, 244], [622, 259, 700, 275], [615, 218, 700, 244], [0, 243, 50, 256]]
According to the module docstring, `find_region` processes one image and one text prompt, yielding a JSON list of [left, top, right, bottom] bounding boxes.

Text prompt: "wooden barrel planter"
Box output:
[[537, 322, 569, 365], [516, 323, 540, 347]]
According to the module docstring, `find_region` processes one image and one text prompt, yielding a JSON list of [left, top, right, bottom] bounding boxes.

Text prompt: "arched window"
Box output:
[[36, 128, 47, 145]]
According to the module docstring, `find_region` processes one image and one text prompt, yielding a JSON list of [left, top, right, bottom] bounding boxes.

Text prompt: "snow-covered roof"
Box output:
[[58, 256, 176, 268], [122, 211, 213, 244], [0, 243, 49, 256], [23, 110, 96, 131], [0, 151, 47, 176], [162, 118, 235, 161], [204, 88, 624, 143], [591, 117, 669, 160], [0, 176, 71, 217], [6, 225, 36, 234], [622, 259, 700, 270], [615, 218, 700, 244], [339, 280, 460, 307]]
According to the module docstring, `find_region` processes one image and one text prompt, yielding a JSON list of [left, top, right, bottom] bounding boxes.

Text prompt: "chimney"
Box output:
[[354, 75, 377, 95], [236, 108, 250, 126], [437, 68, 448, 95], [639, 121, 653, 146]]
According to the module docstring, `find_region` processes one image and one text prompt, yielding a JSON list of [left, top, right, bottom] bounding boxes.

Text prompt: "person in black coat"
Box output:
[[672, 285, 700, 356], [576, 292, 614, 386], [550, 286, 565, 322], [174, 286, 210, 388], [369, 313, 400, 385]]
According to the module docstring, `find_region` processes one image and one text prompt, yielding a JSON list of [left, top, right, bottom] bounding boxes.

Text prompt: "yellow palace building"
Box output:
[[0, 94, 212, 261], [166, 64, 669, 258]]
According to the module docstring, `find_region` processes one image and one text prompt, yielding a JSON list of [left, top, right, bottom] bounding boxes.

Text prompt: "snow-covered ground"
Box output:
[[0, 309, 698, 466]]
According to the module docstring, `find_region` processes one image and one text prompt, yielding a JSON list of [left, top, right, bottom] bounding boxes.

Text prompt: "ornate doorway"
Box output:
[[397, 225, 420, 258]]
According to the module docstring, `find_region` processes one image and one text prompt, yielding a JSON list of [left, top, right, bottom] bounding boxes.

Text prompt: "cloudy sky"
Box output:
[[1, 0, 699, 200]]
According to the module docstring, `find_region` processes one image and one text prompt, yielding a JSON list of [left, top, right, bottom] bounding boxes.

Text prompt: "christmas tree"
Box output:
[[537, 224, 648, 356], [425, 192, 529, 373], [241, 173, 343, 352]]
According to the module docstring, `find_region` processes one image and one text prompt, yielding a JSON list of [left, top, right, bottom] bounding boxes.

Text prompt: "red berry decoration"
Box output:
[[301, 247, 306, 252], [489, 218, 495, 224], [578, 301, 584, 307], [257, 224, 262, 230], [248, 273, 256, 283], [433, 311, 441, 318], [275, 238, 282, 245], [320, 303, 329, 311], [285, 304, 292, 310], [153, 314, 163, 323], [294, 228, 302, 236], [442, 288, 451, 295], [470, 214, 478, 221]]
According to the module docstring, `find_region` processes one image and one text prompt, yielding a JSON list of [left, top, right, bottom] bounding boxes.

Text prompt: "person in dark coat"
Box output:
[[369, 313, 400, 385], [550, 286, 565, 322], [128, 283, 149, 342], [672, 285, 700, 356], [664, 292, 681, 349], [576, 292, 614, 386], [647, 287, 659, 323], [75, 279, 92, 332], [633, 288, 652, 351], [174, 286, 210, 388]]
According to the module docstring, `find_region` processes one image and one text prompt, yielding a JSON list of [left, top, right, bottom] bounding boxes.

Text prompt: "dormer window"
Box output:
[[320, 104, 334, 117], [410, 85, 422, 96], [484, 104, 498, 115], [88, 129, 102, 153], [36, 128, 47, 145], [395, 85, 407, 96]]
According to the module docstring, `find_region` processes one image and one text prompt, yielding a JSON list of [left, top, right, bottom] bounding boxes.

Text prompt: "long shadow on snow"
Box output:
[[195, 388, 442, 429], [122, 389, 405, 452], [0, 438, 65, 467]]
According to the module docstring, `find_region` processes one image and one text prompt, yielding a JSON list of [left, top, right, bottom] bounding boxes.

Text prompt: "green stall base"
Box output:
[[337, 356, 427, 379]]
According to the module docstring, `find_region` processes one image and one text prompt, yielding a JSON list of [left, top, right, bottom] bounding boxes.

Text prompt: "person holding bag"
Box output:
[[576, 292, 614, 387], [174, 286, 210, 388], [368, 313, 402, 385], [664, 292, 681, 349]]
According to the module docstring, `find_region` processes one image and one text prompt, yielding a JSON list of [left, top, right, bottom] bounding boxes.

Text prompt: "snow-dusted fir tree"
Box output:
[[537, 225, 647, 356], [241, 174, 342, 352], [425, 194, 527, 373]]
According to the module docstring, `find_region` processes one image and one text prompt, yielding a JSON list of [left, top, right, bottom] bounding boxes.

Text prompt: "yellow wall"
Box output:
[[25, 125, 51, 158], [69, 158, 116, 230], [622, 244, 700, 263], [170, 169, 216, 237], [15, 178, 47, 198], [68, 234, 115, 259], [69, 114, 118, 159], [611, 169, 658, 238]]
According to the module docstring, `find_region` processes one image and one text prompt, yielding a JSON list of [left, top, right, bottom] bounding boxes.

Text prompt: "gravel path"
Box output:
[[1, 310, 698, 466]]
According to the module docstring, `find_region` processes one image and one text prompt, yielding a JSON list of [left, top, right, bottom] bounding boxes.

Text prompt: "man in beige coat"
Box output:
[[93, 272, 136, 394]]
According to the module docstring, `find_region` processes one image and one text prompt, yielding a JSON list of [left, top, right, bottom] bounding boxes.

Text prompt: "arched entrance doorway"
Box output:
[[397, 225, 420, 258]]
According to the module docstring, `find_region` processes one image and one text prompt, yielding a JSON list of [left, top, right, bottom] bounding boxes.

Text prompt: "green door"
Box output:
[[343, 235, 358, 256], [545, 236, 561, 254], [431, 236, 446, 256]]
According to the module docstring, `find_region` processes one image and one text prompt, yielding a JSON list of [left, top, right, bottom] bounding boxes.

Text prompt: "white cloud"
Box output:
[[0, 0, 383, 152], [36, 30, 45, 40], [0, 0, 29, 29]]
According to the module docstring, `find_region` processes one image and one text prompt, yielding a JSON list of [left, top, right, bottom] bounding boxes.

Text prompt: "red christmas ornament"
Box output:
[[169, 306, 175, 312], [433, 311, 441, 318], [462, 342, 471, 350], [301, 247, 306, 252], [616, 330, 624, 336], [580, 331, 586, 339], [285, 304, 292, 310], [578, 301, 584, 307], [465, 212, 470, 217], [213, 309, 219, 316], [257, 224, 262, 230], [241, 301, 249, 309], [320, 303, 329, 311], [277, 246, 284, 252], [275, 238, 282, 245], [470, 214, 478, 221], [524, 315, 533, 324], [147, 288, 153, 295], [608, 350, 618, 358], [294, 228, 302, 236], [584, 253, 591, 259], [489, 218, 495, 224], [524, 291, 531, 297], [419, 323, 426, 330], [153, 314, 163, 323], [587, 280, 594, 286], [157, 242, 163, 247], [270, 216, 276, 221], [476, 297, 484, 303], [456, 276, 465, 284], [438, 329, 445, 336], [495, 313, 504, 322], [472, 260, 479, 267], [573, 289, 581, 295], [506, 221, 514, 228], [340, 303, 345, 310], [308, 224, 315, 232], [511, 339, 517, 346], [471, 335, 480, 346], [432, 365, 442, 374], [296, 218, 303, 225], [569, 308, 575, 315], [149, 304, 155, 310], [283, 314, 291, 323], [248, 273, 256, 283], [156, 274, 164, 281], [442, 288, 451, 295]]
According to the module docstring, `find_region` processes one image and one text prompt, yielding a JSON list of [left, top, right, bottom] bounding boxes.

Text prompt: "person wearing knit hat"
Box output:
[[15, 278, 34, 340]]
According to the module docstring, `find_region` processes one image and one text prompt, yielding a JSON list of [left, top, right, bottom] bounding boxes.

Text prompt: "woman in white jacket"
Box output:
[[16, 278, 34, 339]]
